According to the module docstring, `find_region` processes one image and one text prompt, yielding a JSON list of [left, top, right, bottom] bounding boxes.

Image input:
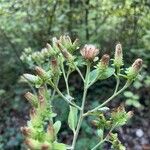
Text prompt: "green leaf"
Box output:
[[89, 69, 99, 84], [124, 91, 133, 97], [68, 106, 78, 132], [53, 142, 66, 150], [99, 67, 115, 80], [53, 121, 61, 135], [97, 129, 103, 140]]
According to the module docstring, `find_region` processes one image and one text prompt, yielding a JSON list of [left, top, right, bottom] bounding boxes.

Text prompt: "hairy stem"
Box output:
[[84, 80, 131, 116], [71, 63, 91, 150], [61, 63, 70, 95], [49, 80, 81, 110], [91, 124, 117, 150]]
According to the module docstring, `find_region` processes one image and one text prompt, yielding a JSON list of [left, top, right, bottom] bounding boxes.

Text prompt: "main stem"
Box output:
[[71, 63, 90, 150]]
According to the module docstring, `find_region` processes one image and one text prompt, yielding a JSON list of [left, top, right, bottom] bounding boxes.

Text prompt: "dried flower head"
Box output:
[[98, 54, 110, 70], [114, 43, 123, 68], [127, 58, 143, 80], [80, 44, 99, 60]]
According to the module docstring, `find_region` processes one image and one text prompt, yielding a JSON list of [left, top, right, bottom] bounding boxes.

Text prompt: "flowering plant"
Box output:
[[21, 36, 143, 150]]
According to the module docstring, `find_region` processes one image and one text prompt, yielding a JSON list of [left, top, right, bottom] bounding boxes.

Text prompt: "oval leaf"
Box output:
[[68, 106, 78, 132], [53, 120, 61, 135], [99, 67, 115, 80]]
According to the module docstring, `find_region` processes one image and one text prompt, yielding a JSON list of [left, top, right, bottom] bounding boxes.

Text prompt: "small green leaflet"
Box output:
[[53, 142, 66, 150], [68, 106, 78, 133]]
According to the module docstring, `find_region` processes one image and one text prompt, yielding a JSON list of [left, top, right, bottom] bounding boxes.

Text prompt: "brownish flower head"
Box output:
[[21, 127, 31, 136], [99, 54, 110, 70], [25, 138, 41, 149], [127, 58, 143, 80], [80, 44, 99, 60], [35, 66, 47, 79], [24, 92, 38, 107], [127, 111, 134, 119], [132, 58, 143, 72]]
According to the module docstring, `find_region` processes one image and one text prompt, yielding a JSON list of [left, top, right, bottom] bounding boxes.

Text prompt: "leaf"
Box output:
[[89, 69, 99, 84], [53, 142, 66, 150], [97, 129, 103, 140], [99, 67, 115, 80], [53, 121, 61, 135], [68, 106, 78, 132]]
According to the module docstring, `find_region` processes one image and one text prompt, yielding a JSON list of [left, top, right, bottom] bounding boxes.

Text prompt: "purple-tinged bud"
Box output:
[[30, 108, 37, 120], [127, 58, 143, 80], [50, 58, 61, 76], [80, 44, 99, 60], [114, 43, 123, 68], [23, 74, 39, 84], [98, 54, 110, 70], [24, 92, 38, 107], [35, 66, 48, 80]]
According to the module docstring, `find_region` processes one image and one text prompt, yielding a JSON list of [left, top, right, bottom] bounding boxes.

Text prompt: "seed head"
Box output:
[[80, 44, 99, 60]]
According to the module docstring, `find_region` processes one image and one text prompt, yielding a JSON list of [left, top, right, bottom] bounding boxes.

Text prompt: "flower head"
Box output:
[[114, 43, 123, 68], [126, 58, 143, 80], [98, 54, 110, 70], [80, 44, 99, 60]]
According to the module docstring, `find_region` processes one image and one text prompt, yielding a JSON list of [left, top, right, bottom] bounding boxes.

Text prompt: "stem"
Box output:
[[114, 76, 120, 94], [75, 65, 85, 82], [84, 80, 131, 116], [61, 62, 70, 95], [71, 63, 91, 150], [49, 80, 81, 110], [91, 124, 117, 150]]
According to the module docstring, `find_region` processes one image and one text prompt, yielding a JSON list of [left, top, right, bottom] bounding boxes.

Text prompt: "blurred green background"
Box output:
[[0, 0, 150, 149]]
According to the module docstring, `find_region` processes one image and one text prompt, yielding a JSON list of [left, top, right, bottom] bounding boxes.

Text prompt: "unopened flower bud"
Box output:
[[127, 58, 143, 80], [21, 127, 32, 137], [23, 74, 39, 84], [41, 142, 52, 150], [24, 92, 38, 107], [127, 111, 134, 119], [45, 124, 55, 142], [80, 44, 99, 60], [25, 138, 41, 150], [114, 43, 123, 68], [46, 43, 56, 56], [35, 66, 48, 80], [98, 54, 110, 70], [57, 41, 74, 61], [50, 58, 61, 76], [41, 48, 49, 57]]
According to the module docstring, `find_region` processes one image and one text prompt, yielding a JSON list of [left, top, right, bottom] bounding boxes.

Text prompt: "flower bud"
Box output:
[[127, 58, 143, 80], [41, 48, 49, 57], [57, 41, 74, 61], [80, 44, 99, 60], [41, 142, 52, 150], [46, 43, 57, 56], [98, 54, 110, 70], [23, 74, 39, 84], [35, 66, 48, 80], [25, 138, 41, 149], [127, 111, 134, 119], [45, 124, 55, 142], [24, 92, 38, 107], [51, 58, 61, 76], [114, 43, 123, 68], [21, 127, 32, 137]]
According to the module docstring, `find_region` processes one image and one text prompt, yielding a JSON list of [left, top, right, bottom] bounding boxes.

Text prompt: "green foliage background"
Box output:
[[0, 0, 150, 149]]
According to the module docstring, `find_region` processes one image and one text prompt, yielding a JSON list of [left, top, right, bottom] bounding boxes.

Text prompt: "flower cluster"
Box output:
[[21, 35, 143, 150]]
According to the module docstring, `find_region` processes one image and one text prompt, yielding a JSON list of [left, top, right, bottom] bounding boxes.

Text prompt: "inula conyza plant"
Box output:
[[20, 36, 143, 150]]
